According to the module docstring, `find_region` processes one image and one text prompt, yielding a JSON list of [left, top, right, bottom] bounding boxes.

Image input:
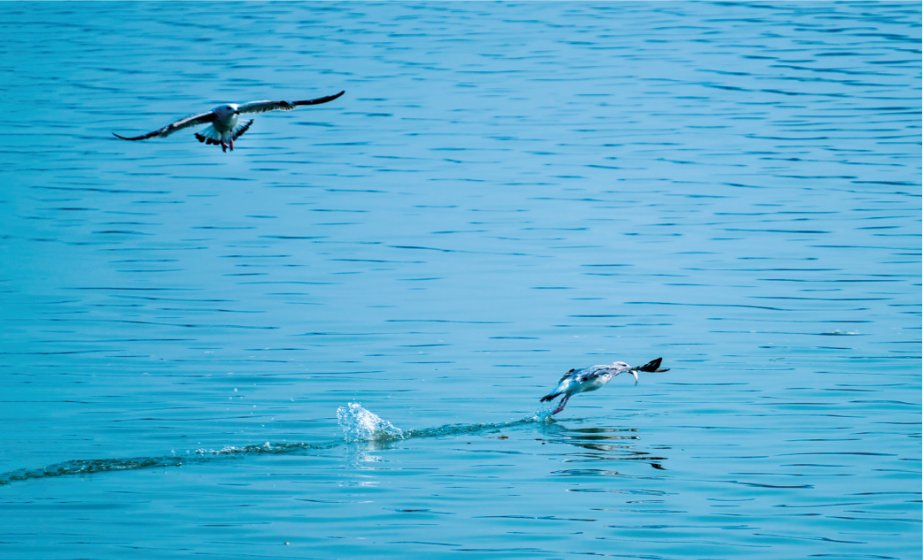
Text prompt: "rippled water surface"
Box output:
[[1, 2, 920, 558]]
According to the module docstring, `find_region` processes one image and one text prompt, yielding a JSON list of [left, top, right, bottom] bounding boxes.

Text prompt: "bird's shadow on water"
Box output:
[[536, 420, 669, 472]]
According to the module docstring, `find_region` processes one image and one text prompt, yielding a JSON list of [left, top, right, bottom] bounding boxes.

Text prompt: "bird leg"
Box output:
[[220, 141, 228, 153], [552, 395, 571, 415], [229, 138, 234, 151]]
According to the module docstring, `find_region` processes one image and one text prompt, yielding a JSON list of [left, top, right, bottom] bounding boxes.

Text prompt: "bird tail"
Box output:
[[635, 357, 669, 373], [194, 125, 223, 145], [232, 119, 253, 141], [540, 392, 561, 403]]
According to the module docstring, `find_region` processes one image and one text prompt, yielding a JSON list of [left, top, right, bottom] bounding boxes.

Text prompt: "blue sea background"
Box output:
[[1, 2, 920, 558]]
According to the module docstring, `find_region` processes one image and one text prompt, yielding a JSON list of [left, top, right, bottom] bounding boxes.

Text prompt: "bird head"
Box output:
[[214, 104, 240, 118], [609, 361, 638, 384]]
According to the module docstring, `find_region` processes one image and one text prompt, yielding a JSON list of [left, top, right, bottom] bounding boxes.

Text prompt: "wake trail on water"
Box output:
[[0, 403, 553, 486], [335, 401, 552, 442]]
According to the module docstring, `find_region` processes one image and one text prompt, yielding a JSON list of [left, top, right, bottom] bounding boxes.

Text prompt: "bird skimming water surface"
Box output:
[[540, 357, 669, 415]]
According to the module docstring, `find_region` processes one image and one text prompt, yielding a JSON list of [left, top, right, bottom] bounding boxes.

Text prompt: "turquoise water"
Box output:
[[1, 2, 920, 558]]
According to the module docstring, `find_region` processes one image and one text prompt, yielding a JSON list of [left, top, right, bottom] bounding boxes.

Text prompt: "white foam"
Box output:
[[336, 402, 405, 443]]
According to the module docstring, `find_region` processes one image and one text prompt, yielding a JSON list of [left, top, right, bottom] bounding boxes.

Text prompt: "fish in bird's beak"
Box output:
[[630, 369, 639, 384]]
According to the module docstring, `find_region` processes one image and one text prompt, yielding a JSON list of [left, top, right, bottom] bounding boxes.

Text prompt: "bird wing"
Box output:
[[575, 368, 602, 383], [557, 368, 577, 383], [237, 90, 345, 115], [112, 111, 215, 141], [578, 364, 628, 383]]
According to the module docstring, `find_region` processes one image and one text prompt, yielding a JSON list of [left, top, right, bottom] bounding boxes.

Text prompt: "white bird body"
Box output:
[[113, 91, 345, 152], [540, 357, 668, 415]]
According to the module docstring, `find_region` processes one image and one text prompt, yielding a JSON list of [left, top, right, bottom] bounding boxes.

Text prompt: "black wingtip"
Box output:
[[293, 90, 346, 107], [320, 90, 345, 103], [636, 357, 667, 373]]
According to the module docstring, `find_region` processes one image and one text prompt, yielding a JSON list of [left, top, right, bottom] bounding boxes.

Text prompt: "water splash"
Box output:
[[336, 402, 405, 443], [533, 408, 558, 423]]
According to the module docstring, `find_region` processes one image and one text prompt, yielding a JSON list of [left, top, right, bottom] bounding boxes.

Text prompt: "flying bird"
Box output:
[[112, 90, 345, 152], [540, 357, 669, 415]]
